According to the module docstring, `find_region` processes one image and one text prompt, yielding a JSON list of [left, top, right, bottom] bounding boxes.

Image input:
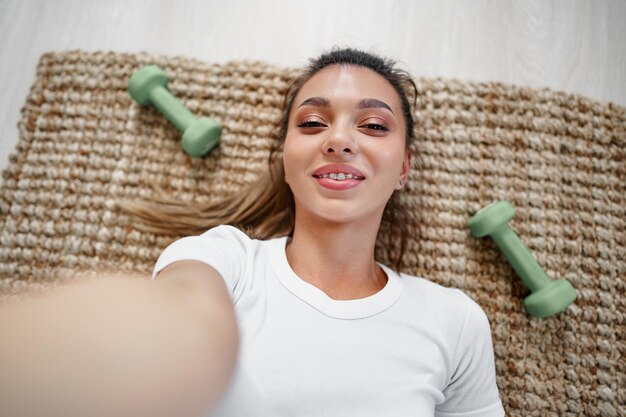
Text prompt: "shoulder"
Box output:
[[397, 272, 491, 338], [197, 224, 253, 242], [152, 225, 254, 280], [176, 224, 255, 253], [399, 272, 475, 313]]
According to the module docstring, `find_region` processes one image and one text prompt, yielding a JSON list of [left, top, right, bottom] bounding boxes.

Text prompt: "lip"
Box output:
[[312, 164, 366, 179], [314, 177, 364, 191]]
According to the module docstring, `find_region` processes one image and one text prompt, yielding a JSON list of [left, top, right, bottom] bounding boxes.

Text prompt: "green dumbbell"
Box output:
[[468, 201, 577, 318], [128, 65, 221, 157]]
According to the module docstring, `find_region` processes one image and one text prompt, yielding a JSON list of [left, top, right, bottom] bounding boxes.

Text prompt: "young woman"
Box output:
[[0, 48, 504, 417], [138, 47, 505, 416]]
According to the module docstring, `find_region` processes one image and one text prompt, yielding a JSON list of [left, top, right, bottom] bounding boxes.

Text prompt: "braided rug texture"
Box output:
[[0, 50, 624, 416]]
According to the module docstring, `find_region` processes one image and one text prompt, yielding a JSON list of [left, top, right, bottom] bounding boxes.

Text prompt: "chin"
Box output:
[[317, 212, 363, 224], [302, 204, 378, 226]]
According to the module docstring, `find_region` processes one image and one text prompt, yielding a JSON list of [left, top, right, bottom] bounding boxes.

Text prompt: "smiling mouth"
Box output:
[[312, 174, 364, 191], [312, 173, 365, 181]]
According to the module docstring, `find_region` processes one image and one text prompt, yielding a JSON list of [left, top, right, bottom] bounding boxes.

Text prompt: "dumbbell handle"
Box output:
[[149, 85, 196, 132], [490, 224, 552, 293]]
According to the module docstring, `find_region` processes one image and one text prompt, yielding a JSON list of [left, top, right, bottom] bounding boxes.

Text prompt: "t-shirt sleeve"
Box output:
[[435, 295, 505, 417], [151, 225, 249, 302]]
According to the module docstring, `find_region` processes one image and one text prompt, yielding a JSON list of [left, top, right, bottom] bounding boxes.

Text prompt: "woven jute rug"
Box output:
[[0, 50, 624, 416]]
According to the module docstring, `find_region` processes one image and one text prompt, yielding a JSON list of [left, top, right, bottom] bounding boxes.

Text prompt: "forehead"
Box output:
[[294, 65, 402, 110]]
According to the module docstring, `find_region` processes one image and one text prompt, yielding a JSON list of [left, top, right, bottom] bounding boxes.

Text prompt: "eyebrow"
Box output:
[[358, 98, 393, 114], [297, 97, 394, 114], [298, 97, 330, 109]]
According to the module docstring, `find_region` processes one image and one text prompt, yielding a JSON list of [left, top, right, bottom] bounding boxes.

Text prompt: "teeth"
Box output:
[[317, 173, 363, 180]]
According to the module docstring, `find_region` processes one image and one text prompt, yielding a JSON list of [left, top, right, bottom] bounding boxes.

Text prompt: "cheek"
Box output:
[[369, 143, 405, 175]]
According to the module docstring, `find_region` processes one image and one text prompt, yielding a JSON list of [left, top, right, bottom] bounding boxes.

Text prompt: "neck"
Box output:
[[285, 210, 388, 300]]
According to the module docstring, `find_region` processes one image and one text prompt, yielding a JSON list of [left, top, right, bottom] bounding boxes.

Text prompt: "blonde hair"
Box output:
[[119, 48, 423, 271]]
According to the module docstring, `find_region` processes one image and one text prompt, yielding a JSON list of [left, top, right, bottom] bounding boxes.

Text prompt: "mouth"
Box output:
[[312, 174, 364, 190], [311, 164, 366, 190], [312, 173, 365, 181]]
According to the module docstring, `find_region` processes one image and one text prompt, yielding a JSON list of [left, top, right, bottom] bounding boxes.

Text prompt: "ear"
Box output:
[[395, 151, 412, 190]]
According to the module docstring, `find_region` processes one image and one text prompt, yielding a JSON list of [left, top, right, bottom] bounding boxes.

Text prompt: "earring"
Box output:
[[399, 178, 405, 186]]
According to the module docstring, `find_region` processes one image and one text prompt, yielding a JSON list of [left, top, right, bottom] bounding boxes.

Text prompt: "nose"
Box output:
[[322, 123, 359, 157]]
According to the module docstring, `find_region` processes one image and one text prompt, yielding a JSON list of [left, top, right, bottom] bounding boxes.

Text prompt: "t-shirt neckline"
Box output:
[[270, 236, 404, 319]]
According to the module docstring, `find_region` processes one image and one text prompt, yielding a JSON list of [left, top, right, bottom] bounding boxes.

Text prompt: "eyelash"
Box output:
[[362, 123, 389, 132], [298, 121, 326, 128], [297, 121, 389, 132]]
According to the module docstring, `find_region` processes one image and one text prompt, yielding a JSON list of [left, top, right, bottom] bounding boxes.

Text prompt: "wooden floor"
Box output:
[[0, 0, 624, 176]]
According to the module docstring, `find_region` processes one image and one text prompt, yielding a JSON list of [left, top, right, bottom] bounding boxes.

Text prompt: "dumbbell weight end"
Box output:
[[182, 117, 222, 157], [524, 279, 577, 318]]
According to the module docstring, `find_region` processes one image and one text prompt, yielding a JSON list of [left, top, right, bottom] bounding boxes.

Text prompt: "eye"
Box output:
[[297, 120, 327, 128], [363, 123, 389, 132], [360, 123, 389, 132]]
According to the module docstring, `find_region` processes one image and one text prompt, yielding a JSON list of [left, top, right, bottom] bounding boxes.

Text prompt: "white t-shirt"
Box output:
[[152, 225, 505, 417]]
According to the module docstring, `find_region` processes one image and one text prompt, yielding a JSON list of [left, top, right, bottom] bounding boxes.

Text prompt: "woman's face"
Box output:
[[283, 65, 411, 225]]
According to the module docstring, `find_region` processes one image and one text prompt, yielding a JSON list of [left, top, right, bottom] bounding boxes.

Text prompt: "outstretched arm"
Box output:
[[0, 264, 239, 417]]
